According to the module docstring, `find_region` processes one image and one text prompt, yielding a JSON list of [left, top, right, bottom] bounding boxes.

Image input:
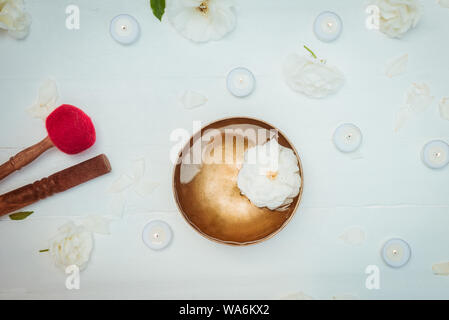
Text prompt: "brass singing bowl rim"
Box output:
[[172, 116, 304, 246]]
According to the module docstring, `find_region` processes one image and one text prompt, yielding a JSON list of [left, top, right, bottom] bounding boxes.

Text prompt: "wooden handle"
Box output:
[[0, 154, 111, 216], [0, 137, 54, 182]]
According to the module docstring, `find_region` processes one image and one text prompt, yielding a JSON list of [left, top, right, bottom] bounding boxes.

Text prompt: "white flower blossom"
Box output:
[[167, 0, 236, 42], [283, 53, 345, 99], [49, 222, 93, 271], [0, 0, 31, 39], [373, 0, 422, 38], [237, 139, 301, 211]]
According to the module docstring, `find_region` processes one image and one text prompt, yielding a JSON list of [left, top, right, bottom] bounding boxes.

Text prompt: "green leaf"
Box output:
[[9, 211, 34, 221], [150, 0, 166, 21]]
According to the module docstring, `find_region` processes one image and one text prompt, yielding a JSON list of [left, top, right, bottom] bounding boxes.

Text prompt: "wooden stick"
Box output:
[[0, 154, 111, 216], [0, 137, 54, 182]]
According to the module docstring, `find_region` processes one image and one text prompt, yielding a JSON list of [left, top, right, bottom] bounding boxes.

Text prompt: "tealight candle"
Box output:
[[226, 67, 256, 97], [333, 123, 362, 153], [110, 14, 140, 45], [313, 11, 343, 42], [381, 238, 411, 268], [142, 220, 173, 250], [421, 140, 449, 169]]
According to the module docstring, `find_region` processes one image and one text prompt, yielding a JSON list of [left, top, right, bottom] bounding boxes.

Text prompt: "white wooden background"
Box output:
[[0, 0, 448, 299]]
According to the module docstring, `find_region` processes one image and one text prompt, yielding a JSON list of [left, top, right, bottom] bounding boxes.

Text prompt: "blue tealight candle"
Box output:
[[313, 11, 343, 42], [381, 238, 411, 268], [226, 67, 256, 98], [333, 123, 362, 153], [110, 14, 140, 45], [421, 140, 449, 169], [142, 220, 173, 250]]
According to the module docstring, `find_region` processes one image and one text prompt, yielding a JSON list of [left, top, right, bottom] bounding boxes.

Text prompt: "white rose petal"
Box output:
[[49, 222, 93, 271], [394, 106, 413, 132], [385, 53, 408, 78], [167, 0, 236, 43], [373, 0, 422, 38], [0, 0, 31, 39], [108, 174, 134, 193], [332, 294, 359, 300], [439, 97, 449, 121], [283, 53, 345, 99], [132, 158, 145, 181], [406, 82, 434, 112], [81, 215, 111, 235], [281, 292, 314, 300], [237, 139, 301, 211], [339, 227, 366, 245], [134, 180, 159, 197], [181, 90, 207, 109], [180, 163, 202, 184], [438, 0, 449, 8], [108, 194, 126, 218], [432, 262, 449, 275], [394, 82, 434, 131], [27, 79, 59, 120]]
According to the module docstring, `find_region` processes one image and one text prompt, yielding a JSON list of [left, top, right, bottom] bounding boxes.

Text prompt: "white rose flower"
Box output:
[[49, 222, 93, 271], [0, 0, 31, 39], [237, 139, 301, 211], [283, 52, 345, 99], [167, 0, 236, 42], [373, 0, 422, 38]]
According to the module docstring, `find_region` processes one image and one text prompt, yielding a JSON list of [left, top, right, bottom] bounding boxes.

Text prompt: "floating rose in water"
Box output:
[[372, 0, 422, 38], [0, 0, 31, 39], [237, 139, 301, 211]]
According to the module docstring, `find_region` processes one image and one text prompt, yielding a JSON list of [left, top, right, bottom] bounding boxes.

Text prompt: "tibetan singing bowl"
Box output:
[[172, 117, 304, 246]]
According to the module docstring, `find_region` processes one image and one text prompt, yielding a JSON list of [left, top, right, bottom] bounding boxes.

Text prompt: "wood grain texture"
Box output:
[[0, 136, 54, 182], [0, 154, 111, 216]]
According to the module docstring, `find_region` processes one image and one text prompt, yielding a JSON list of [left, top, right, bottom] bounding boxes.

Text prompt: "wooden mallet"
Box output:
[[0, 154, 111, 216], [0, 104, 96, 181]]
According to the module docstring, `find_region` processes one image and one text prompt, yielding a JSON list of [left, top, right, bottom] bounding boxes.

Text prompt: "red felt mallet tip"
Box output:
[[46, 104, 96, 155]]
